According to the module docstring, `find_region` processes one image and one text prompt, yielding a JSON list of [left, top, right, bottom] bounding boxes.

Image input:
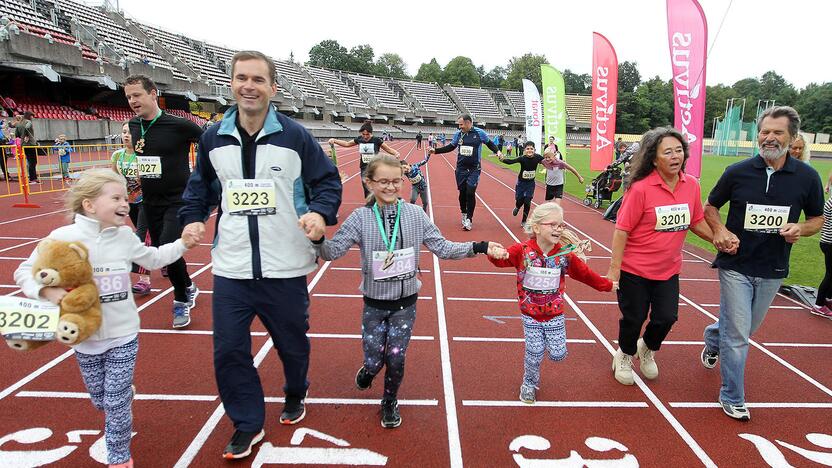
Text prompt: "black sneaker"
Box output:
[[280, 392, 307, 425], [381, 399, 401, 428], [355, 366, 374, 391], [222, 429, 265, 460], [701, 346, 719, 369], [512, 206, 520, 216]]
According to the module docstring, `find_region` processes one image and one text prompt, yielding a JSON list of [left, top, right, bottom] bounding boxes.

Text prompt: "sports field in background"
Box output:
[[483, 148, 831, 288]]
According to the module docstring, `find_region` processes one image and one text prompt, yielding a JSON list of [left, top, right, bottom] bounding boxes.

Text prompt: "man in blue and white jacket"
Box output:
[[179, 50, 341, 460]]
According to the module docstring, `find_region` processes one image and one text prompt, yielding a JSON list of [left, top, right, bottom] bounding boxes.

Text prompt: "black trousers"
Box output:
[[143, 202, 191, 301], [817, 242, 832, 307], [24, 147, 38, 182], [616, 271, 679, 356]]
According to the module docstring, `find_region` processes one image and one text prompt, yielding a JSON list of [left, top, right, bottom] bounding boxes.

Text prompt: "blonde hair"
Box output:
[[524, 202, 591, 260], [793, 133, 811, 162], [65, 168, 127, 219]]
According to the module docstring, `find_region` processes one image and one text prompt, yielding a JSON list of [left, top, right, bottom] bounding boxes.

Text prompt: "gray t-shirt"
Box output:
[[545, 146, 564, 186]]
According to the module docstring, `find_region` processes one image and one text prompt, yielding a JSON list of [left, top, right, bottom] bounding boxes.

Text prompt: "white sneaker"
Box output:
[[463, 218, 472, 231], [637, 338, 658, 380], [612, 348, 634, 385], [461, 213, 467, 228]]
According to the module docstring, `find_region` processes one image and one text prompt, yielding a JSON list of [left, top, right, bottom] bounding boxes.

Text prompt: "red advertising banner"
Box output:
[[667, 0, 708, 177], [590, 32, 618, 171]]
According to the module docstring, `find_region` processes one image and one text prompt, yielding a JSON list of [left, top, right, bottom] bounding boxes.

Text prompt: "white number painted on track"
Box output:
[[251, 427, 388, 466], [510, 434, 639, 467], [740, 432, 832, 467], [0, 427, 135, 466]]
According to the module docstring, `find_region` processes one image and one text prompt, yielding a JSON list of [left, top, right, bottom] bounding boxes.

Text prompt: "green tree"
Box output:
[[348, 44, 375, 74], [731, 77, 761, 120], [636, 76, 673, 130], [308, 39, 349, 69], [759, 71, 797, 108], [503, 53, 548, 91], [481, 66, 507, 88], [442, 56, 480, 87], [618, 61, 641, 93], [795, 82, 832, 134], [414, 58, 443, 83], [374, 53, 409, 79], [562, 69, 591, 94]]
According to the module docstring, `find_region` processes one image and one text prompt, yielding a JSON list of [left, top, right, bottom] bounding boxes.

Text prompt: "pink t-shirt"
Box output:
[[615, 170, 704, 280]]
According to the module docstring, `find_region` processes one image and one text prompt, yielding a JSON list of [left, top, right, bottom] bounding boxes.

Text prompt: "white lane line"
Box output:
[[313, 293, 433, 300], [331, 266, 432, 273], [697, 303, 803, 310], [679, 278, 720, 282], [453, 337, 596, 344], [679, 294, 832, 400], [425, 155, 464, 468], [476, 162, 717, 468], [0, 238, 40, 254], [0, 208, 68, 226], [462, 400, 649, 408], [0, 236, 38, 240], [0, 262, 215, 402], [263, 397, 438, 406], [0, 256, 27, 260], [443, 270, 514, 276], [669, 402, 832, 409], [762, 342, 832, 348], [17, 391, 217, 401], [137, 328, 435, 341], [447, 297, 514, 302]]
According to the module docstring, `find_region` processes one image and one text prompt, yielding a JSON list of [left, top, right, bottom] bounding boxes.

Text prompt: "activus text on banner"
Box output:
[[522, 79, 543, 153], [667, 0, 708, 177], [590, 32, 618, 171], [541, 64, 566, 154]]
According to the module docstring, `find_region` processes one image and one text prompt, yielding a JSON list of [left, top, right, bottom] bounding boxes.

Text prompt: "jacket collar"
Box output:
[[217, 105, 283, 142], [529, 237, 562, 257], [74, 213, 119, 237]]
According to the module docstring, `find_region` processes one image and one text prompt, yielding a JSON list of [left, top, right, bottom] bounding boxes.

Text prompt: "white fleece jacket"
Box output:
[[14, 214, 187, 342]]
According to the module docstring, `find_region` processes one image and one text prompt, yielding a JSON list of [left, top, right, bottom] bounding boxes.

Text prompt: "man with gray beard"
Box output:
[[699, 106, 824, 421]]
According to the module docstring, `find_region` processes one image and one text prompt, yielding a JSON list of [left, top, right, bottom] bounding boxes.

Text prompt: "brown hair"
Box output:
[[359, 121, 373, 134], [231, 50, 276, 85], [124, 74, 157, 94]]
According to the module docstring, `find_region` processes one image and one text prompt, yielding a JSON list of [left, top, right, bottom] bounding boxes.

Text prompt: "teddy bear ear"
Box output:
[[67, 242, 88, 260], [37, 238, 55, 254]]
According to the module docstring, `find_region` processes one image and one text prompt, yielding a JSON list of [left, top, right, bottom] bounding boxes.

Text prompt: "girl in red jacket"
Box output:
[[489, 202, 615, 403]]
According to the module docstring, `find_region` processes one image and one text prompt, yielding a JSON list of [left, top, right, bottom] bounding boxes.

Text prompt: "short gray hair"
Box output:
[[757, 106, 800, 138]]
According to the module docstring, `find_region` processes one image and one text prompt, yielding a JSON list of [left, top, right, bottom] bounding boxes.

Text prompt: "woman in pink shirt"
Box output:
[[606, 127, 715, 386]]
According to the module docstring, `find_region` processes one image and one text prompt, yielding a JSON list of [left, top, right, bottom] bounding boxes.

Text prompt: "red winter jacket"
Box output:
[[489, 238, 613, 322]]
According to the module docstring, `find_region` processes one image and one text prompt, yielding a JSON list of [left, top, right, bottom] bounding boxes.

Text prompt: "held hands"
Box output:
[[298, 212, 326, 241], [712, 227, 739, 255], [486, 241, 509, 260], [40, 286, 67, 305], [182, 222, 205, 249], [780, 223, 802, 244], [427, 147, 436, 155], [605, 268, 620, 292], [496, 151, 504, 161]]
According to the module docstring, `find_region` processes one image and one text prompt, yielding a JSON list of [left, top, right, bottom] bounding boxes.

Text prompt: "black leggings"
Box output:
[[129, 202, 149, 275], [143, 202, 192, 301], [515, 197, 532, 222], [458, 184, 477, 220], [817, 242, 832, 307]]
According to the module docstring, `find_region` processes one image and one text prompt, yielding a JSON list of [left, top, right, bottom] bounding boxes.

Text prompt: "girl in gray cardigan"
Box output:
[[313, 155, 506, 428]]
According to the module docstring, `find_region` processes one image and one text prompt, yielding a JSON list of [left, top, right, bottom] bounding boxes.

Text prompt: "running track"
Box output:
[[0, 141, 830, 467]]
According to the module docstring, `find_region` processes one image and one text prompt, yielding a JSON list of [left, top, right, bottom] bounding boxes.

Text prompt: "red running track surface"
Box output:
[[0, 141, 830, 467]]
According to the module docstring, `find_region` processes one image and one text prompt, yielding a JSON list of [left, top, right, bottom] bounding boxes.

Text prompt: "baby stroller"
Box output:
[[583, 157, 626, 209]]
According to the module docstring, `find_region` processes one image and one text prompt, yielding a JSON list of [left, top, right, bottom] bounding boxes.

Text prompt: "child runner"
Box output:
[[542, 139, 584, 205], [312, 155, 507, 428], [53, 134, 74, 180], [488, 202, 614, 403], [329, 121, 400, 197], [14, 168, 197, 467], [401, 155, 430, 210], [500, 141, 545, 227], [110, 122, 152, 295]]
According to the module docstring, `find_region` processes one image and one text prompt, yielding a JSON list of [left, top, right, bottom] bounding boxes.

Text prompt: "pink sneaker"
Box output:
[[131, 278, 151, 296], [810, 305, 832, 320]]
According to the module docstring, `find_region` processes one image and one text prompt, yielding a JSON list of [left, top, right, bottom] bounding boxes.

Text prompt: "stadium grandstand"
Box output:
[[0, 0, 595, 143]]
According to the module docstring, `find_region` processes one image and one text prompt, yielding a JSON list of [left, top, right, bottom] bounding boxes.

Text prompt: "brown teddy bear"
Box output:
[[6, 239, 102, 351]]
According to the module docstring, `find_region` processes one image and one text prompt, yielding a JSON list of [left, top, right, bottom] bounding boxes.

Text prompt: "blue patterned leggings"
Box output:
[[361, 304, 416, 402], [76, 338, 138, 465], [521, 314, 567, 388]]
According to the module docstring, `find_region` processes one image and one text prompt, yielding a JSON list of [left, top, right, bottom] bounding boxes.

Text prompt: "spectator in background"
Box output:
[[789, 133, 811, 164], [202, 112, 218, 131], [615, 137, 624, 159], [53, 133, 74, 180], [428, 133, 434, 149], [513, 135, 520, 156], [814, 194, 832, 319], [439, 132, 446, 145], [415, 131, 423, 149], [496, 134, 504, 153], [0, 119, 7, 179], [14, 111, 39, 184]]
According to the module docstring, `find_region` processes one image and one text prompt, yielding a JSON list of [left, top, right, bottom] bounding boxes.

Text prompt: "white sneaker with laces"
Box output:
[[636, 338, 658, 379], [612, 348, 634, 385]]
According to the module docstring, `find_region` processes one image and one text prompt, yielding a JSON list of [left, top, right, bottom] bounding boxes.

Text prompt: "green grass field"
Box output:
[[482, 148, 831, 287]]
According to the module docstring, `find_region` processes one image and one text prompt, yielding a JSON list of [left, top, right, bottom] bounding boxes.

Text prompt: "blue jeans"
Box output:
[[703, 268, 782, 405]]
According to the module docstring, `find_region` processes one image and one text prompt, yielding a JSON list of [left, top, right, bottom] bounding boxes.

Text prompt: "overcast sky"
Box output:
[[114, 0, 829, 89]]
